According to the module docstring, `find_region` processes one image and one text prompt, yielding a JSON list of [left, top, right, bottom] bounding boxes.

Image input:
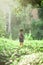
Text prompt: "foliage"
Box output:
[[41, 0, 43, 6], [17, 0, 41, 7], [0, 0, 43, 40], [25, 33, 33, 40], [0, 10, 6, 37], [38, 7, 43, 20], [31, 19, 43, 40], [0, 38, 43, 65], [18, 53, 43, 65]]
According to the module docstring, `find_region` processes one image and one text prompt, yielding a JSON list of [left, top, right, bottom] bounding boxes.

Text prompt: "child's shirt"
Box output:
[[19, 33, 24, 42]]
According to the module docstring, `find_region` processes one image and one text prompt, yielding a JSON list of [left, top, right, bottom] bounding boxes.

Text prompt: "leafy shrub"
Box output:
[[0, 38, 43, 65], [25, 33, 33, 40], [31, 19, 43, 40]]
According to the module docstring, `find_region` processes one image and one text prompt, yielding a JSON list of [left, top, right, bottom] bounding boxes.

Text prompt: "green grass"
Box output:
[[0, 38, 43, 65]]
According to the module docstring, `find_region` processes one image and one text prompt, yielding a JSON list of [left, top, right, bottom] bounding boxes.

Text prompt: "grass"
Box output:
[[0, 37, 43, 65]]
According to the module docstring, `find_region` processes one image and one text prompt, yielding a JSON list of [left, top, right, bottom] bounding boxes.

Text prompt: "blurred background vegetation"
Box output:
[[0, 0, 43, 65], [0, 0, 43, 40]]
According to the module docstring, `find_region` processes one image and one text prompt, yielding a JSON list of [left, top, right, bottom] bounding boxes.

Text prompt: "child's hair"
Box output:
[[20, 29, 23, 32]]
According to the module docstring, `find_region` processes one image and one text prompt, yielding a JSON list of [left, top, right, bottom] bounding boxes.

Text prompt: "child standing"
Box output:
[[19, 29, 24, 47]]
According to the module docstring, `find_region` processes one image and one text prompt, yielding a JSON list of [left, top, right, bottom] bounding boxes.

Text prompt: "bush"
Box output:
[[0, 38, 43, 65], [25, 33, 33, 40], [31, 19, 43, 40]]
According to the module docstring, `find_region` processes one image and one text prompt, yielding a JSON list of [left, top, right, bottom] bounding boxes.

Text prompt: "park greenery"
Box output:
[[0, 0, 43, 65], [0, 38, 43, 65]]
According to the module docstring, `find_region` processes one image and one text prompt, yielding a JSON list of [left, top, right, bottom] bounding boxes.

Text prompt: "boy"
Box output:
[[19, 29, 24, 47]]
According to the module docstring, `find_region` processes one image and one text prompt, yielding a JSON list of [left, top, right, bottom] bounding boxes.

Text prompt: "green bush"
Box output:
[[25, 33, 33, 40], [0, 38, 43, 65], [31, 19, 43, 40]]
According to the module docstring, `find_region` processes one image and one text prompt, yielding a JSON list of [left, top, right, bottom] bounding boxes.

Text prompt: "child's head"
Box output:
[[20, 29, 23, 33]]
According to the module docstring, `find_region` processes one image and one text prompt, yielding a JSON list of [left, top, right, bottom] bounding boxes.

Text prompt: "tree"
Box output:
[[17, 0, 41, 7], [0, 0, 15, 38]]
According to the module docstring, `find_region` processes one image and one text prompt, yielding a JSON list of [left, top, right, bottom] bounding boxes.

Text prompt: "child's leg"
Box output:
[[20, 42, 23, 47]]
